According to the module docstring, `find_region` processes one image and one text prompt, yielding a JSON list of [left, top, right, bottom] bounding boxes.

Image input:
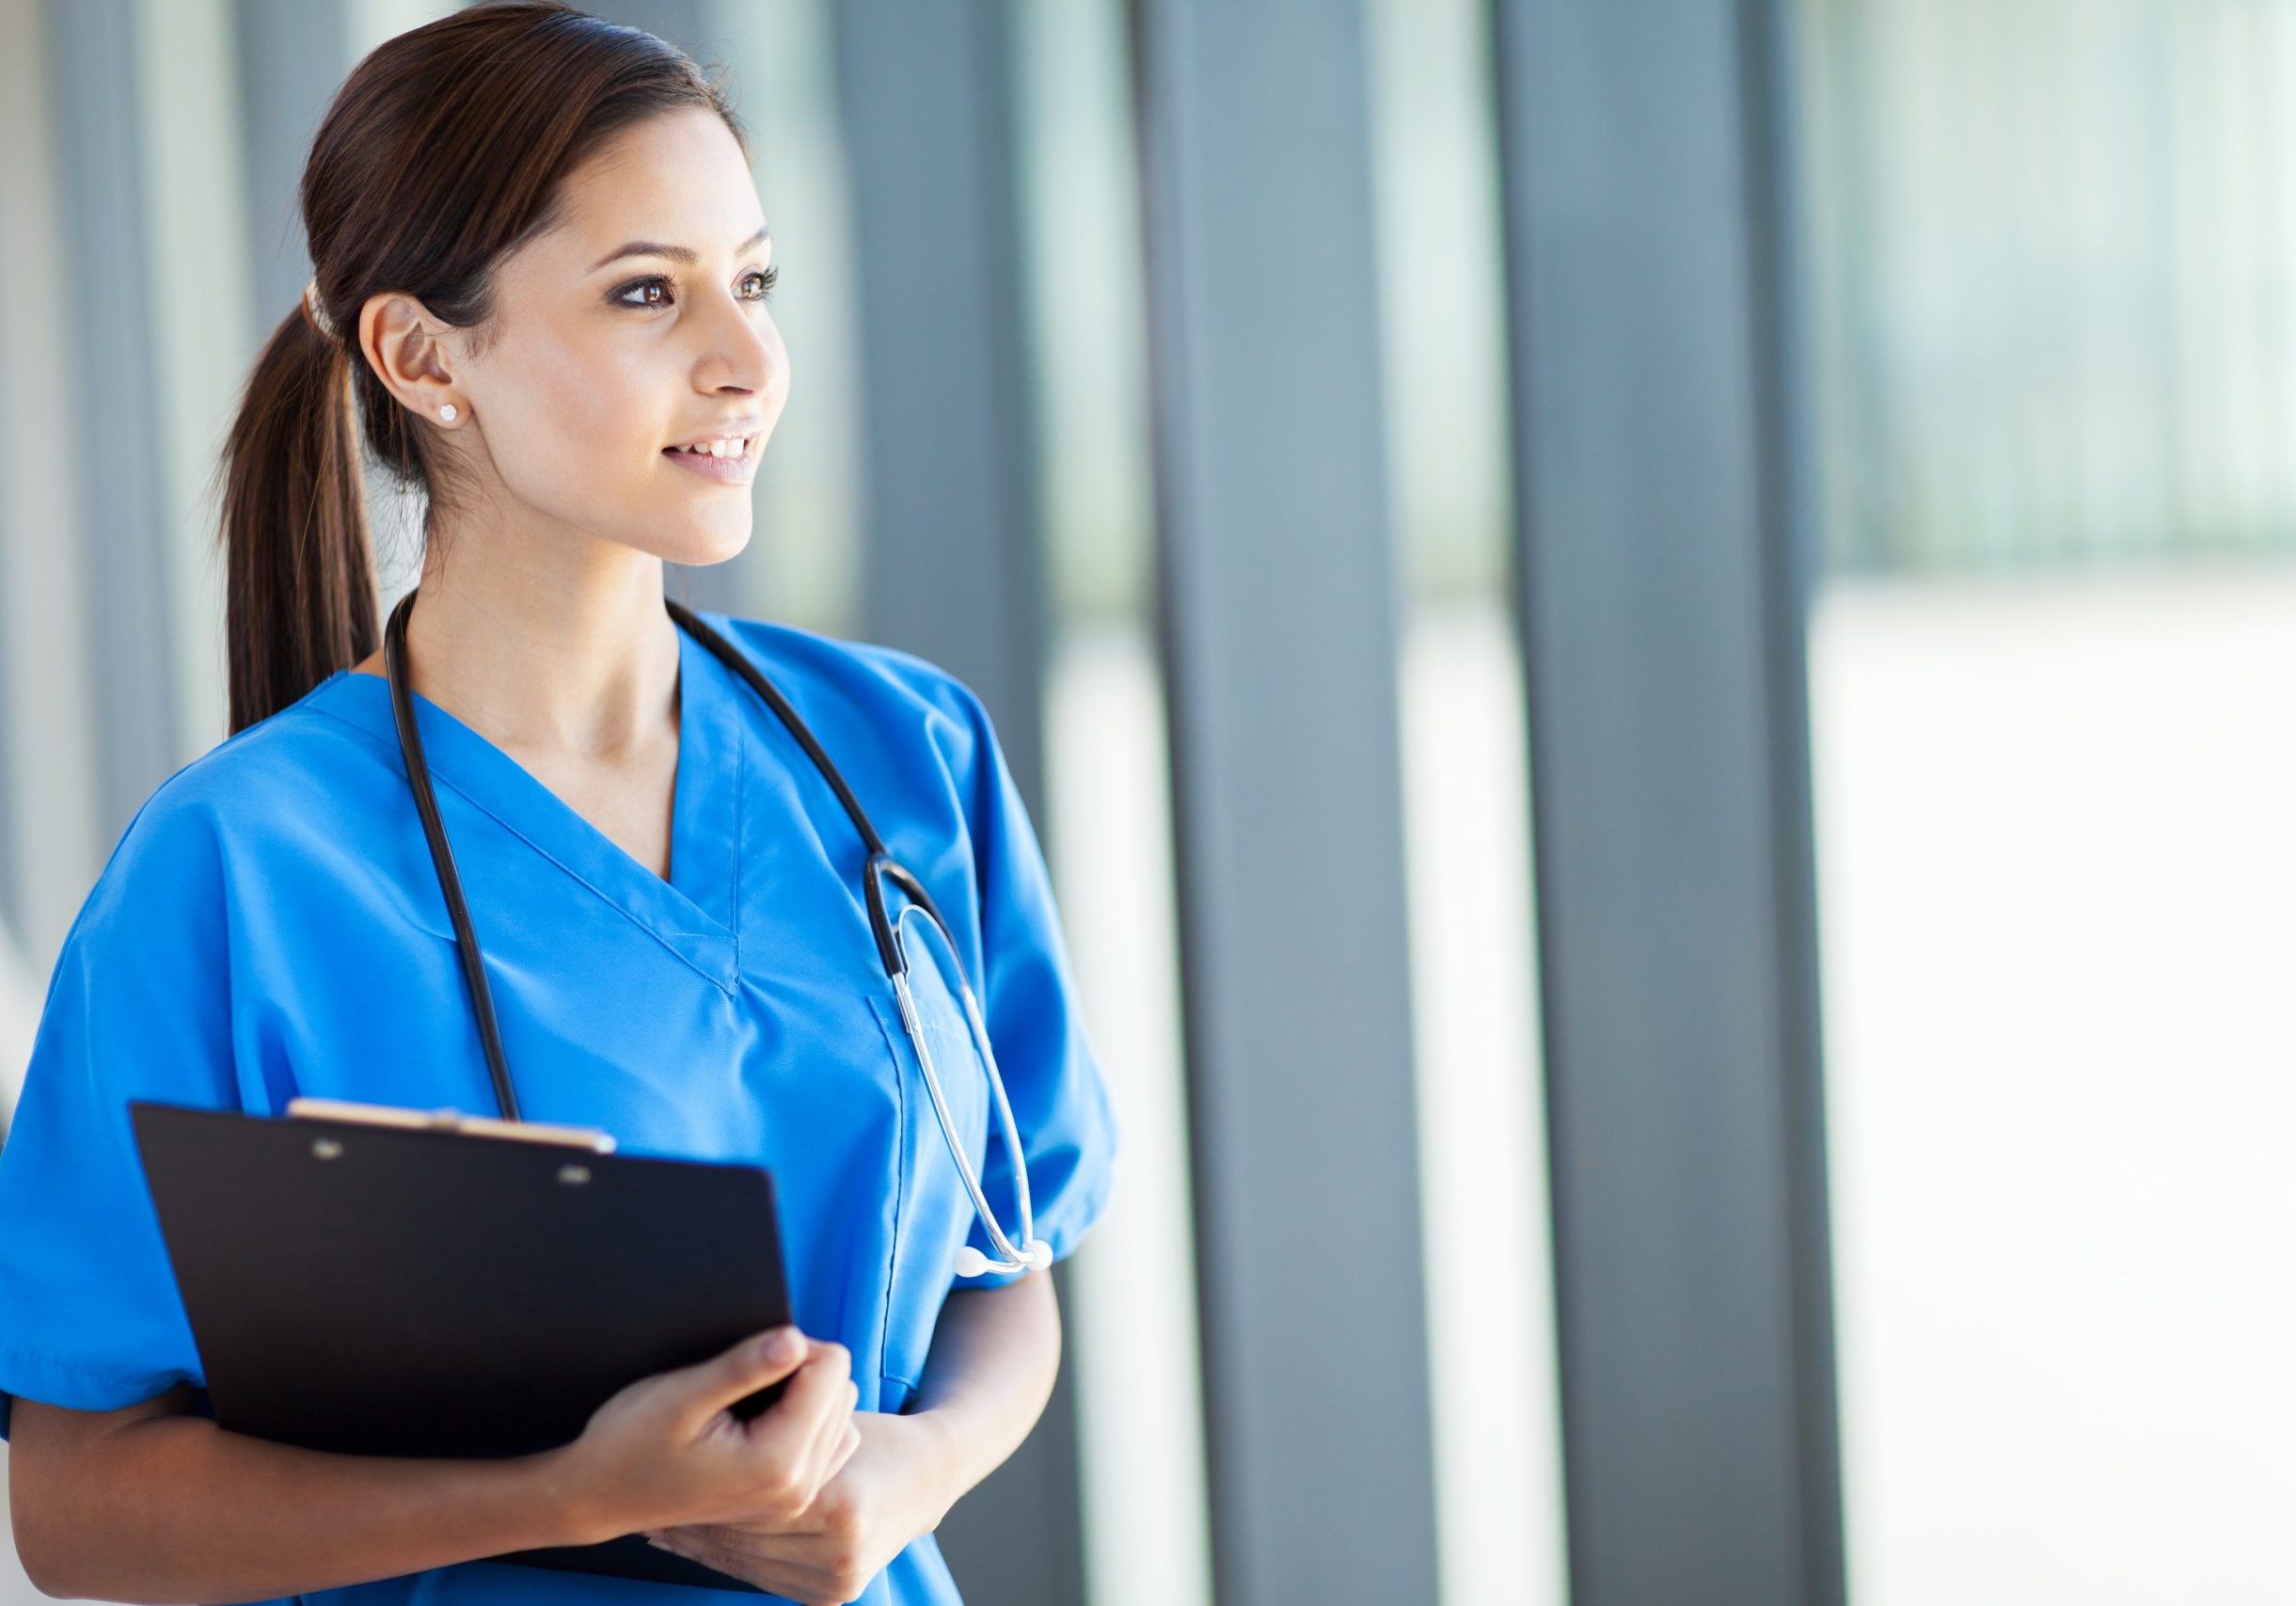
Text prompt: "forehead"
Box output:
[[537, 109, 766, 264]]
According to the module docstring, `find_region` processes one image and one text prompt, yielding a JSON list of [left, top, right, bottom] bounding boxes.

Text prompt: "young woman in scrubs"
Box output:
[[0, 4, 1119, 1602]]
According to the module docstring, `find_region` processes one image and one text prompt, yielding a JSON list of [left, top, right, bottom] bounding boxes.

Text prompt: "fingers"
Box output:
[[669, 1328, 858, 1521], [822, 1416, 863, 1484], [742, 1339, 853, 1470], [797, 1376, 861, 1491], [767, 1339, 851, 1423], [677, 1325, 811, 1428]]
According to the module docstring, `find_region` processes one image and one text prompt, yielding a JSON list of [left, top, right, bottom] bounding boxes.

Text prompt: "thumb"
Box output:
[[672, 1325, 809, 1423]]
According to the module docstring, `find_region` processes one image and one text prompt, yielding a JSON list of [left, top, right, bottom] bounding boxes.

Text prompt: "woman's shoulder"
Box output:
[[70, 676, 381, 934], [692, 609, 996, 765], [133, 673, 379, 823]]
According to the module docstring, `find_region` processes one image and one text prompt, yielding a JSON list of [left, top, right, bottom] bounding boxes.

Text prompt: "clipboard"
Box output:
[[128, 1096, 795, 1592]]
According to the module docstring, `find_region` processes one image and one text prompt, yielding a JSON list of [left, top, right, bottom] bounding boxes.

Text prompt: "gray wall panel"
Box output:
[[836, 1, 1045, 805], [1134, 0, 1439, 1600], [49, 0, 180, 845], [235, 0, 350, 318], [1490, 2, 1845, 1603]]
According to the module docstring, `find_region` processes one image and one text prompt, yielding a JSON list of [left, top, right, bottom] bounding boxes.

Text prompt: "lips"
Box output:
[[662, 436, 758, 485], [664, 434, 757, 459]]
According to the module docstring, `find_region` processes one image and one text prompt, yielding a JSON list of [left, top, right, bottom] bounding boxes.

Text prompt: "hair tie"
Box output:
[[300, 277, 339, 342]]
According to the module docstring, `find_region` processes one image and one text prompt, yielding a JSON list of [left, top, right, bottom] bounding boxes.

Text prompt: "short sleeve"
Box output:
[[0, 789, 240, 1440], [942, 678, 1122, 1292]]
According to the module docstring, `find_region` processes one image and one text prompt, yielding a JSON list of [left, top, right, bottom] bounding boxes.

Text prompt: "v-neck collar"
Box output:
[[309, 619, 745, 994]]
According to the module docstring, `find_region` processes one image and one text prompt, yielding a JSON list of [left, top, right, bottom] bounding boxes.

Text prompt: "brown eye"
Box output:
[[611, 276, 674, 310]]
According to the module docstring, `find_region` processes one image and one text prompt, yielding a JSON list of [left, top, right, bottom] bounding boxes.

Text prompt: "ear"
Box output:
[[359, 290, 467, 426]]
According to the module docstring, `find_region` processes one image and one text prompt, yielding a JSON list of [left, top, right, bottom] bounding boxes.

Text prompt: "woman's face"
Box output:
[[427, 107, 788, 569]]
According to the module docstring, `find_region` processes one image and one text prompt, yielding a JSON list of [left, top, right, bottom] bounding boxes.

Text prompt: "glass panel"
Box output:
[[1797, 2, 2296, 1599], [1014, 3, 1213, 1603], [1367, 0, 1569, 1601]]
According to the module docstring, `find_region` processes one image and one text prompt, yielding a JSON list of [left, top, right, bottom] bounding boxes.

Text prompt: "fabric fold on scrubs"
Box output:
[[0, 609, 1121, 1606]]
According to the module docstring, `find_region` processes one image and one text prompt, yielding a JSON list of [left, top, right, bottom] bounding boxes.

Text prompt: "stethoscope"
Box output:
[[383, 588, 1052, 1280]]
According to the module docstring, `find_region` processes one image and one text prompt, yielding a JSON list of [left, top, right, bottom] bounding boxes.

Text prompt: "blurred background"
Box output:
[[1, 0, 2290, 1603]]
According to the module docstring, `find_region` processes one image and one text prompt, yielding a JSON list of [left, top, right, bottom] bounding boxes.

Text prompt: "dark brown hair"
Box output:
[[212, 0, 745, 733]]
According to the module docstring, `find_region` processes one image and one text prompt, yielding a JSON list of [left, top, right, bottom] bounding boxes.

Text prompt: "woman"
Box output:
[[0, 5, 1118, 1603]]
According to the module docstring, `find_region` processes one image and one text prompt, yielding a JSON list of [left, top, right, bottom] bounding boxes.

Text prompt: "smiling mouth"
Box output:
[[663, 436, 758, 462]]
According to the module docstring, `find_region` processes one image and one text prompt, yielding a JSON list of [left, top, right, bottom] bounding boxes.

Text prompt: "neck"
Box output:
[[383, 522, 684, 763]]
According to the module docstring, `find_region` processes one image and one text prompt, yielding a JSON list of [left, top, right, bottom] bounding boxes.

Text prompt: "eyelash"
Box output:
[[612, 263, 779, 310]]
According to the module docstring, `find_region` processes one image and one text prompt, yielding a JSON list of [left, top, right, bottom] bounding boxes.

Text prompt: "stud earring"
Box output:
[[438, 403, 458, 422]]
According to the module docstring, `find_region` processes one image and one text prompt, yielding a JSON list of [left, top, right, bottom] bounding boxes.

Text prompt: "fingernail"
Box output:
[[646, 1536, 672, 1551], [764, 1327, 800, 1363]]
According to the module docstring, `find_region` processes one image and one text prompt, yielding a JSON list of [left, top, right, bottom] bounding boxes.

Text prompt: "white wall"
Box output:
[[1815, 563, 2296, 1604]]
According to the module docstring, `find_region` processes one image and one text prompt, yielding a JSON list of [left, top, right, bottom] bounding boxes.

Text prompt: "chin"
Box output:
[[661, 521, 754, 569]]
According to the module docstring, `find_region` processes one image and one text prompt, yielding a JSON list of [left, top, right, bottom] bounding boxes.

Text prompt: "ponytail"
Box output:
[[214, 289, 377, 735]]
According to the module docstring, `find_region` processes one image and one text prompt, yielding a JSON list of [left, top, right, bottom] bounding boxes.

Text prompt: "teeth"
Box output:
[[676, 437, 750, 457]]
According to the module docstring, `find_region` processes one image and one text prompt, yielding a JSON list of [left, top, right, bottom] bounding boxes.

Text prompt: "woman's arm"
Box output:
[[8, 1386, 594, 1603], [908, 1266, 1065, 1509], [9, 1325, 852, 1605]]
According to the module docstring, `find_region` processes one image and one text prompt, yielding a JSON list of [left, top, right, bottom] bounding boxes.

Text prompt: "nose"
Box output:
[[693, 286, 779, 395]]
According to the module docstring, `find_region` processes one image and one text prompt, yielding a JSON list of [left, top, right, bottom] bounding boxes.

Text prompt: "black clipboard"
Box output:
[[128, 1097, 794, 1592]]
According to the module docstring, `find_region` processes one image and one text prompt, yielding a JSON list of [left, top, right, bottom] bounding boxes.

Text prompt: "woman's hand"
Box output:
[[547, 1325, 863, 1543], [638, 1408, 958, 1605]]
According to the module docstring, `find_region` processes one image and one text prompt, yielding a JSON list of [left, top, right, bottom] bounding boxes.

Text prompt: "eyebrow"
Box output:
[[589, 226, 772, 272]]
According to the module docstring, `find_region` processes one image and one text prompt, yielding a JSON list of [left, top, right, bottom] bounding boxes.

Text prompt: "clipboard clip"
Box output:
[[285, 1096, 618, 1153]]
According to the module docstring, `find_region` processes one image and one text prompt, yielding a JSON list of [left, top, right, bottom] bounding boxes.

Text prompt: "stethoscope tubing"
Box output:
[[381, 587, 1044, 1276]]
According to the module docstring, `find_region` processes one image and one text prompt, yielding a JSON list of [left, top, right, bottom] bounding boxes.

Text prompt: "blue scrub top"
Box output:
[[0, 609, 1121, 1605]]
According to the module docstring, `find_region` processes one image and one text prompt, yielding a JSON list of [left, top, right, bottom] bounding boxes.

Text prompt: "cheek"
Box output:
[[489, 339, 661, 508]]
